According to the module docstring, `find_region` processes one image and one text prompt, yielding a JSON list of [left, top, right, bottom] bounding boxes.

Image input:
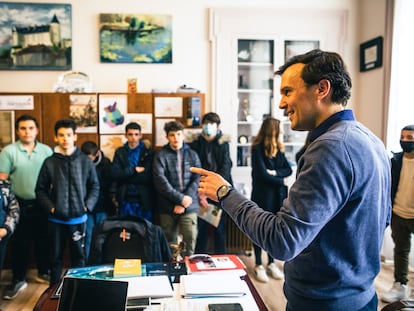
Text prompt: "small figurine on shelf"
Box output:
[[238, 98, 252, 121]]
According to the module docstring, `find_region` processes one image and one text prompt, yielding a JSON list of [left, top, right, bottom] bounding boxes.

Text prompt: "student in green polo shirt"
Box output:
[[0, 115, 53, 300]]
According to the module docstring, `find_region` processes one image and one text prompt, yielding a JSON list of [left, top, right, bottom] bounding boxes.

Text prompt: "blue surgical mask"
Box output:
[[400, 140, 414, 153], [202, 123, 218, 137]]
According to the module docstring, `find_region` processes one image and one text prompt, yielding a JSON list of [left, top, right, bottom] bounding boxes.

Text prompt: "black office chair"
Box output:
[[87, 215, 172, 265], [381, 300, 414, 311]]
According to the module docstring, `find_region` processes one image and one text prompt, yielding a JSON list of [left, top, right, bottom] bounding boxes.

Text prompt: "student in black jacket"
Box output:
[[36, 119, 99, 285]]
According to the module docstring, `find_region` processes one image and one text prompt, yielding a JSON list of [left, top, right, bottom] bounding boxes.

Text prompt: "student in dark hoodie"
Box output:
[[36, 119, 99, 285], [80, 141, 115, 261]]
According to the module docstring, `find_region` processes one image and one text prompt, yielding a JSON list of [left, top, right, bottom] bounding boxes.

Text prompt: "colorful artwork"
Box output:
[[99, 94, 127, 134], [99, 13, 172, 64], [0, 2, 72, 70]]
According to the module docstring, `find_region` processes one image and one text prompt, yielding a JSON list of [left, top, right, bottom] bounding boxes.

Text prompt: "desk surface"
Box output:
[[33, 274, 268, 311]]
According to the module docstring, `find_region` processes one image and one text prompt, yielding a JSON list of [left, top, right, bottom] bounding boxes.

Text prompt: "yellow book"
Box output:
[[113, 258, 142, 278]]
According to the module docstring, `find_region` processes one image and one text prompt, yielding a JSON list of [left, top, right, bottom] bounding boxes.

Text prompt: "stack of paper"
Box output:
[[113, 275, 174, 299], [180, 274, 248, 298]]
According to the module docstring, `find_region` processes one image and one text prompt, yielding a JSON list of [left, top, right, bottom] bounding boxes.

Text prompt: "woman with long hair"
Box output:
[[250, 117, 293, 283]]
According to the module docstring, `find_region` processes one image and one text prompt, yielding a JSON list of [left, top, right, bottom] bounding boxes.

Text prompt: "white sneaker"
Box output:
[[382, 282, 409, 303], [267, 262, 284, 280], [254, 265, 269, 283]]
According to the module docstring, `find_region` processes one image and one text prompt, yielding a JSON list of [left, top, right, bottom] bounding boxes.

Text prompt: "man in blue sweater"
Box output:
[[191, 49, 391, 311]]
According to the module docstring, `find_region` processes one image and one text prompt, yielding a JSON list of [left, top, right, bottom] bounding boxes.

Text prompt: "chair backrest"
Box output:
[[101, 227, 145, 263], [88, 215, 172, 265], [381, 300, 414, 311]]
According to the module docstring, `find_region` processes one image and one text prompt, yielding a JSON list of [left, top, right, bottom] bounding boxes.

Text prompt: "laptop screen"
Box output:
[[57, 277, 128, 311]]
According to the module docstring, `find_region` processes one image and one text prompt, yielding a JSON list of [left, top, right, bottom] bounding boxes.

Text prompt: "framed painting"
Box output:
[[100, 13, 172, 64], [360, 36, 383, 72], [0, 2, 72, 71], [284, 40, 320, 61]]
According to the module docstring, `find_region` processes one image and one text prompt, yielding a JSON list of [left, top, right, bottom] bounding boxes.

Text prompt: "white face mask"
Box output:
[[202, 123, 218, 137]]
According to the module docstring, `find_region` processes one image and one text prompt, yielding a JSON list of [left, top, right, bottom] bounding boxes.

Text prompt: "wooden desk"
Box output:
[[34, 273, 268, 311]]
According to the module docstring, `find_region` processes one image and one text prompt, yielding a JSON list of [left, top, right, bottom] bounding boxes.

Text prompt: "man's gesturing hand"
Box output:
[[190, 167, 231, 202]]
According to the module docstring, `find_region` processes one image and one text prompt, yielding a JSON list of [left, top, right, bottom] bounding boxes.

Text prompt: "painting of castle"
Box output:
[[0, 2, 72, 70]]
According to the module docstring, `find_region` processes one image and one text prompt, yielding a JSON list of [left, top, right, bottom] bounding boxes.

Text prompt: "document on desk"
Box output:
[[114, 275, 174, 299], [180, 274, 247, 298]]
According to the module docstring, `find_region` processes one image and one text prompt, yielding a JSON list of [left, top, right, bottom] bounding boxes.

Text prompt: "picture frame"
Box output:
[[0, 2, 72, 71], [99, 13, 172, 64], [284, 40, 320, 61], [359, 36, 383, 72]]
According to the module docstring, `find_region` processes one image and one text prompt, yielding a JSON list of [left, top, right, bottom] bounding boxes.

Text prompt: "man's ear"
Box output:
[[317, 79, 331, 98]]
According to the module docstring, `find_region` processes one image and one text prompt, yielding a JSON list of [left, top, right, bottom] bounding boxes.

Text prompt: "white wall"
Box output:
[[354, 0, 388, 141], [1, 0, 358, 113]]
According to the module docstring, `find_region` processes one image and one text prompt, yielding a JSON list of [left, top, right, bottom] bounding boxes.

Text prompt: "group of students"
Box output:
[[3, 48, 413, 310], [0, 108, 292, 304]]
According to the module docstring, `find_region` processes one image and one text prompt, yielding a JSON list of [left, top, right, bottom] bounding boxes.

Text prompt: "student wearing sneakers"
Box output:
[[250, 117, 292, 282], [35, 119, 99, 285], [0, 179, 20, 305], [382, 125, 414, 303], [0, 115, 52, 300]]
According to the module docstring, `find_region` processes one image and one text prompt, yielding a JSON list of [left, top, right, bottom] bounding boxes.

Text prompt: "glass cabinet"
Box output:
[[236, 39, 274, 167]]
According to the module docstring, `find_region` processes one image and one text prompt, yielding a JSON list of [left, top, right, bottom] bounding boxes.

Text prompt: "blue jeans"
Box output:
[[85, 212, 107, 260]]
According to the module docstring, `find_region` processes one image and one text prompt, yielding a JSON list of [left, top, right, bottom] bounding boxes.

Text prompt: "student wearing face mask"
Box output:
[[382, 124, 414, 303], [189, 112, 233, 254]]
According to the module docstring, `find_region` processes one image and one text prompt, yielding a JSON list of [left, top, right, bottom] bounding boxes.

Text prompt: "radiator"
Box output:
[[224, 214, 253, 255]]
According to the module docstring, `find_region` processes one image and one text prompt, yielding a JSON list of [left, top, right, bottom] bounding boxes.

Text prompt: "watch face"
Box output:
[[218, 185, 230, 199]]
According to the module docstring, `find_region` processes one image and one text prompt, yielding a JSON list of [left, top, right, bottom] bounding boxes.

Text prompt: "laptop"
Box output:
[[57, 277, 129, 311]]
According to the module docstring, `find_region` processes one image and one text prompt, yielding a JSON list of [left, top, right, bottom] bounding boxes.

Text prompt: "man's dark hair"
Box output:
[[275, 49, 352, 106], [81, 141, 99, 155], [125, 122, 141, 132], [202, 112, 221, 125], [164, 120, 184, 135], [15, 114, 39, 130], [54, 119, 77, 135]]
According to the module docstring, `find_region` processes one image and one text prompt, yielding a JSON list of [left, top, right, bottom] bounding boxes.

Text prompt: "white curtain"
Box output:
[[387, 0, 414, 152]]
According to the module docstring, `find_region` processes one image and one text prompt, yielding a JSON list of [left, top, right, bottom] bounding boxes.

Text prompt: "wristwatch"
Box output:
[[217, 185, 233, 201]]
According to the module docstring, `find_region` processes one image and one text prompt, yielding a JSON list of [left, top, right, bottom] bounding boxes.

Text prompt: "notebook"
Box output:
[[57, 277, 129, 311]]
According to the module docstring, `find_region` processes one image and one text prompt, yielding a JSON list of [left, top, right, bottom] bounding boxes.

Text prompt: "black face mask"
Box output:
[[400, 141, 414, 153]]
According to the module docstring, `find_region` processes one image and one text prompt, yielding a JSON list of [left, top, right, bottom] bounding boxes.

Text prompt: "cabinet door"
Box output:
[[236, 39, 274, 168]]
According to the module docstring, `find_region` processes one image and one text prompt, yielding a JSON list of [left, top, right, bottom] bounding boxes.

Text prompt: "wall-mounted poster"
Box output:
[[99, 13, 172, 64], [100, 134, 126, 161], [125, 113, 152, 134], [99, 94, 127, 134], [70, 95, 97, 133], [0, 111, 14, 152], [0, 2, 72, 70], [155, 118, 175, 147]]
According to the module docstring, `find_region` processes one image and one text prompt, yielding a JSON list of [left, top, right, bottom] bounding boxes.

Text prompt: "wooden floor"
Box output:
[[0, 258, 410, 311]]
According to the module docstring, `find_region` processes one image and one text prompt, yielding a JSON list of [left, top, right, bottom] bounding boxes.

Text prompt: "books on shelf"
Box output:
[[185, 254, 246, 274], [180, 273, 248, 298], [197, 204, 223, 227], [113, 258, 142, 277]]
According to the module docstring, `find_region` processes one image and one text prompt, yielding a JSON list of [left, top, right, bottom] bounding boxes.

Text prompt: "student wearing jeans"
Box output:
[[189, 112, 233, 255], [382, 125, 414, 302], [0, 114, 52, 300], [36, 119, 99, 285], [153, 121, 201, 256]]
